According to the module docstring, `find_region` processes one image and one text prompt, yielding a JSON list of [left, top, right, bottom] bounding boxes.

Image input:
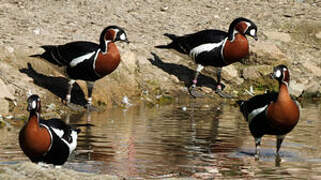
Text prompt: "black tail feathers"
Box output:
[[75, 128, 81, 134], [154, 33, 178, 49], [236, 100, 245, 107], [30, 45, 64, 66], [163, 33, 177, 40]]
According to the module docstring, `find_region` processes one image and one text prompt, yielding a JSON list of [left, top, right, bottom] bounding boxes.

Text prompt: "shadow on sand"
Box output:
[[147, 52, 220, 91], [19, 63, 87, 106]]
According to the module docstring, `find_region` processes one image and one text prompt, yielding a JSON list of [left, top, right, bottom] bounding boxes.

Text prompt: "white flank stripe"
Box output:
[[189, 41, 224, 60], [69, 51, 95, 67], [247, 105, 268, 125]]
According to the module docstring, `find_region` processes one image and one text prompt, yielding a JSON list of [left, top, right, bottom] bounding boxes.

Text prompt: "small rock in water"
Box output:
[[122, 96, 132, 106], [5, 115, 13, 119]]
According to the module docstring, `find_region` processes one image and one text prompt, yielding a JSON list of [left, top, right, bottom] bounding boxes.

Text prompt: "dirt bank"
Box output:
[[0, 0, 320, 114]]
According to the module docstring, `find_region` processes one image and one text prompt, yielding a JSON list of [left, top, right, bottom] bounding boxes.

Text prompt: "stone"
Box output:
[[242, 65, 271, 80], [0, 99, 9, 115], [222, 65, 244, 85], [5, 46, 14, 54], [304, 80, 321, 94], [120, 50, 137, 74], [0, 79, 15, 114], [201, 86, 213, 93], [316, 31, 321, 40], [289, 80, 305, 97], [251, 41, 287, 64], [301, 61, 321, 77], [242, 67, 260, 80], [264, 31, 291, 43]]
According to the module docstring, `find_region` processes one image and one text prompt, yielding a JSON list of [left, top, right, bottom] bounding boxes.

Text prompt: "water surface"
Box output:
[[1, 99, 321, 179]]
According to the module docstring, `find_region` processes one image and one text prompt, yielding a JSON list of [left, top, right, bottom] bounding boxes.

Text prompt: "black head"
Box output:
[[27, 94, 41, 113], [272, 64, 290, 85], [99, 25, 129, 44], [228, 17, 258, 41]]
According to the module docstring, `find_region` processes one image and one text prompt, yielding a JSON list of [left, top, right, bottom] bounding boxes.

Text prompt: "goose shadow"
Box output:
[[19, 63, 87, 106], [148, 52, 220, 91]]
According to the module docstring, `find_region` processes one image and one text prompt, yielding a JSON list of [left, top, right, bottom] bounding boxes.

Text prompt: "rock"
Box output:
[[121, 50, 137, 74], [169, 74, 180, 83], [5, 46, 14, 54], [301, 61, 321, 77], [201, 86, 213, 93], [242, 67, 261, 80], [222, 65, 244, 85], [0, 79, 15, 114], [316, 31, 321, 40], [264, 31, 291, 43], [0, 99, 9, 115], [33, 28, 41, 35], [304, 80, 321, 94], [160, 6, 168, 11], [242, 65, 271, 80], [251, 41, 288, 64], [289, 80, 305, 97]]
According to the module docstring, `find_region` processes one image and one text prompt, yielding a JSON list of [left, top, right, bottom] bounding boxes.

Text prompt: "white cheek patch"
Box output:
[[275, 69, 281, 78], [31, 101, 37, 109], [250, 29, 256, 36], [120, 33, 126, 41]]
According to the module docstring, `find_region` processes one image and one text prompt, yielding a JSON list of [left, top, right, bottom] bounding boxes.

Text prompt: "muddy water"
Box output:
[[0, 99, 321, 179]]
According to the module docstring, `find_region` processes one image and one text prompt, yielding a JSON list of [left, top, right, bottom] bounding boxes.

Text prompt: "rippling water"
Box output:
[[1, 99, 321, 179]]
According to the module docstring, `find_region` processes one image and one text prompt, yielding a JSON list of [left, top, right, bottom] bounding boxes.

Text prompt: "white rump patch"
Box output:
[[52, 127, 64, 138], [69, 51, 95, 67], [67, 130, 78, 154], [247, 105, 268, 124], [120, 33, 126, 41], [54, 129, 79, 155], [189, 41, 224, 60]]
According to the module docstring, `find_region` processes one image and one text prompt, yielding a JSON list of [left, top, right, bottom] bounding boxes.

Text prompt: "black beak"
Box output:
[[123, 39, 130, 44], [269, 72, 274, 79], [253, 35, 258, 41]]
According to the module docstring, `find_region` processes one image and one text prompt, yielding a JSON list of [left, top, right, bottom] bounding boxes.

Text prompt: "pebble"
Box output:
[[33, 28, 41, 35], [315, 31, 321, 40], [182, 106, 187, 111], [5, 46, 14, 54], [5, 115, 13, 120], [122, 96, 132, 106], [160, 6, 168, 11]]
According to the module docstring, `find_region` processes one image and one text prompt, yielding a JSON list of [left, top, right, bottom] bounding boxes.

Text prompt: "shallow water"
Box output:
[[1, 99, 321, 179]]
